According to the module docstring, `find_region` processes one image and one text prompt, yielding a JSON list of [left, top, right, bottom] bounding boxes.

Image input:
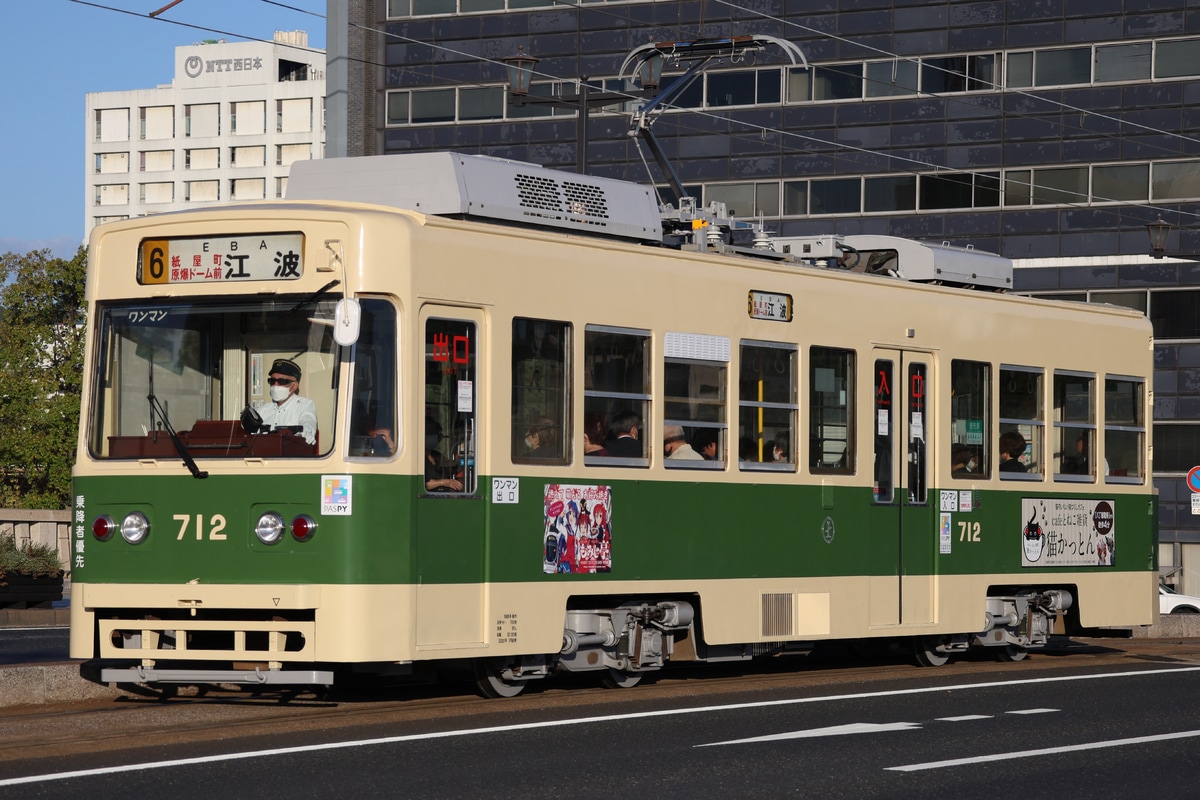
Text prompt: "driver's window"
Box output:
[[348, 299, 398, 457]]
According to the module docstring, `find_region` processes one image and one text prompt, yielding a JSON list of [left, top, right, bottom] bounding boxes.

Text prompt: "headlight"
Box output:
[[120, 512, 150, 544], [255, 511, 286, 545]]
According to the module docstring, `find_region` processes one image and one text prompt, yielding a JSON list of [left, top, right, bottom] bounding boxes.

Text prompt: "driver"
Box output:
[[256, 358, 318, 445]]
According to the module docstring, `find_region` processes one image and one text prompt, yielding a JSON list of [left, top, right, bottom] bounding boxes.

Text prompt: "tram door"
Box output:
[[868, 350, 935, 627], [415, 308, 486, 647]]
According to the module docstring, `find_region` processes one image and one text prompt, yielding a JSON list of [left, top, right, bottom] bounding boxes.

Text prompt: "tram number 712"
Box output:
[[958, 520, 981, 542], [175, 514, 228, 541]]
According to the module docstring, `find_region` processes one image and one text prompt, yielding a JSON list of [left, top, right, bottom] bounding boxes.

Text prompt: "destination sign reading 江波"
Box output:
[[748, 290, 793, 322], [139, 234, 304, 285]]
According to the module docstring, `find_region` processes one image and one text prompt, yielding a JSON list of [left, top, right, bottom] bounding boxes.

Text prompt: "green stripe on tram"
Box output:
[[72, 474, 1156, 586]]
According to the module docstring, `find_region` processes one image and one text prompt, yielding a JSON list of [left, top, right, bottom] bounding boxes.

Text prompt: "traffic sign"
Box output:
[[1188, 466, 1200, 493]]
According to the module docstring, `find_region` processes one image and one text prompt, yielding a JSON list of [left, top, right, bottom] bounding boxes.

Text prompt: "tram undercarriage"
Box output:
[[87, 586, 1075, 697], [473, 587, 1074, 697]]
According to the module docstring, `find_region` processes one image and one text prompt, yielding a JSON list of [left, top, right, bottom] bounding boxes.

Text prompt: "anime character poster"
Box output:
[[542, 484, 612, 574], [1020, 497, 1115, 567]]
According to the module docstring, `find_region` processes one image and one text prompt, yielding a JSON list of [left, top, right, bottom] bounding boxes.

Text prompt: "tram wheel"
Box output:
[[473, 658, 527, 698], [996, 644, 1029, 663], [598, 668, 643, 690], [912, 637, 950, 667]]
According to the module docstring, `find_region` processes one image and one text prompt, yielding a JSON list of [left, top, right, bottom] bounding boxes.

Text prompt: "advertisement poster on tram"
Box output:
[[1020, 497, 1115, 567], [542, 484, 612, 574]]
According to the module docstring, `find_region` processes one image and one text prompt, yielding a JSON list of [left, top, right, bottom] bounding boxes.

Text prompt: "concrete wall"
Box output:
[[0, 509, 71, 590]]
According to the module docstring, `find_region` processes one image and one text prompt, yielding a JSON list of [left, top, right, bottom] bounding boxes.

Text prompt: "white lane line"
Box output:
[[1007, 708, 1059, 715], [888, 729, 1200, 772], [699, 721, 922, 746], [936, 715, 992, 722], [3, 664, 1198, 788]]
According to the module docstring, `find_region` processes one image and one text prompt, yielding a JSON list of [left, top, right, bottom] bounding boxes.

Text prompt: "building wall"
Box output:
[[332, 0, 1200, 590], [84, 32, 326, 240]]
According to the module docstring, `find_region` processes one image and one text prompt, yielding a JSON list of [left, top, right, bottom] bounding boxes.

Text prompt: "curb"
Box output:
[[0, 607, 69, 628], [0, 664, 124, 708]]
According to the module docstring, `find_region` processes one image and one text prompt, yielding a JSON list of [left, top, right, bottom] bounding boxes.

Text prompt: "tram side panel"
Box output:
[[401, 217, 1156, 658]]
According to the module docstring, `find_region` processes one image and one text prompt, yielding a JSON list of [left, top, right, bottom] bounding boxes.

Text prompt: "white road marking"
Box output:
[[2, 664, 1198, 788], [701, 707, 1060, 745], [888, 729, 1200, 772], [699, 721, 921, 746]]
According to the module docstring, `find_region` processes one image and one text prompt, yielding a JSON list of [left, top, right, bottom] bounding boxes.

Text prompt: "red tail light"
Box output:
[[291, 514, 317, 542], [92, 515, 116, 542]]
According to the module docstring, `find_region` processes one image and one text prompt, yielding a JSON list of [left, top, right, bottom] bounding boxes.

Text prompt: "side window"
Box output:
[[1054, 371, 1095, 481], [348, 299, 398, 457], [739, 341, 797, 471], [583, 326, 650, 465], [998, 365, 1043, 479], [1104, 375, 1144, 482], [511, 318, 570, 464], [874, 359, 894, 500], [424, 318, 476, 495], [907, 362, 927, 504], [951, 360, 990, 478], [663, 332, 729, 469], [809, 346, 854, 474]]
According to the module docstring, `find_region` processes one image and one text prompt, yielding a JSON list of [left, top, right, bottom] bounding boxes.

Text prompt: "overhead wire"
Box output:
[[69, 0, 1200, 230]]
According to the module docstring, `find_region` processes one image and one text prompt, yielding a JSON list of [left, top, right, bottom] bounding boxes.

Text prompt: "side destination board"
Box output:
[[139, 234, 305, 284]]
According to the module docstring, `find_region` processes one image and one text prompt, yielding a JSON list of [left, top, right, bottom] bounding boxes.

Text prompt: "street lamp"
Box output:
[[636, 52, 666, 97], [1147, 217, 1172, 259], [504, 45, 538, 97], [1145, 217, 1200, 260], [502, 46, 629, 176]]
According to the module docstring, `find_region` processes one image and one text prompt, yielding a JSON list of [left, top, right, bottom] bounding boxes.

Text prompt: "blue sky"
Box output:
[[0, 0, 327, 259]]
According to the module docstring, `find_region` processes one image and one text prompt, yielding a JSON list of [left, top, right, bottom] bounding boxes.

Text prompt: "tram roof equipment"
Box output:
[[289, 152, 1012, 290], [287, 151, 664, 243], [775, 234, 1013, 290]]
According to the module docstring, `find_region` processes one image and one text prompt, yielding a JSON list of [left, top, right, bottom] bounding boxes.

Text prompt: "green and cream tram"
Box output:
[[71, 152, 1156, 696]]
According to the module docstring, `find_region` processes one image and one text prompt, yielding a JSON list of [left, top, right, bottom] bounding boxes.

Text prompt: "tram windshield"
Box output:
[[88, 297, 340, 460]]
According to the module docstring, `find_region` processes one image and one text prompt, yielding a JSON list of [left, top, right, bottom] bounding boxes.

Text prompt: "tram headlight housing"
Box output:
[[255, 511, 286, 545], [92, 515, 116, 542], [120, 512, 150, 545], [291, 514, 317, 542]]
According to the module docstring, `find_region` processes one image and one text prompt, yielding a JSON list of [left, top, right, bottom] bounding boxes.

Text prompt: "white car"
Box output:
[[1160, 584, 1200, 614]]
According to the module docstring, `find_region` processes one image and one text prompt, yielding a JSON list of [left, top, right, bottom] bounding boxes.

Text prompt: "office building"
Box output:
[[85, 30, 326, 239], [327, 1, 1200, 587]]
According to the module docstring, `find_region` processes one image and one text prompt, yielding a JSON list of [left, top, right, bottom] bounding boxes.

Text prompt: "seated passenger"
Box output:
[[425, 417, 462, 492], [523, 416, 559, 459], [999, 431, 1027, 473], [772, 431, 789, 463], [952, 446, 976, 475], [692, 428, 718, 460], [604, 410, 642, 458], [583, 412, 610, 456], [256, 358, 317, 445], [350, 400, 395, 456], [664, 425, 704, 460]]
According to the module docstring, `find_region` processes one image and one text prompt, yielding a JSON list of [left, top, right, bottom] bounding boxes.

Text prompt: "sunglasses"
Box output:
[[267, 377, 295, 386]]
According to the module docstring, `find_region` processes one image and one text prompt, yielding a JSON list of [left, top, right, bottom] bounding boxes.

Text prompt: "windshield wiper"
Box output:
[[289, 279, 340, 313], [147, 357, 208, 479]]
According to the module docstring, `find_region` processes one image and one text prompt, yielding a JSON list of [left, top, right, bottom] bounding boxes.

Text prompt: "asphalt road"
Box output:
[[2, 638, 1200, 798], [0, 627, 70, 665]]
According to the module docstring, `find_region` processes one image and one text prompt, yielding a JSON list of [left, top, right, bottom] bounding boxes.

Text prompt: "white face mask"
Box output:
[[270, 384, 291, 403]]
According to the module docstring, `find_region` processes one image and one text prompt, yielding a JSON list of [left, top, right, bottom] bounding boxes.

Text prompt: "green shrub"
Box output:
[[0, 532, 64, 580]]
